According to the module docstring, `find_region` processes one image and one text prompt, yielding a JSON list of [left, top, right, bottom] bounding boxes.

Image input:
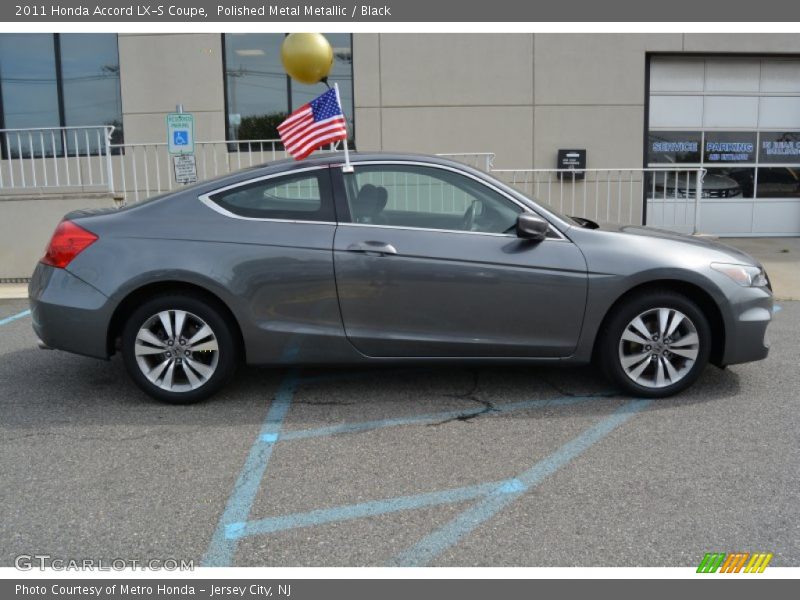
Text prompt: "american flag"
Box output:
[[278, 88, 348, 160]]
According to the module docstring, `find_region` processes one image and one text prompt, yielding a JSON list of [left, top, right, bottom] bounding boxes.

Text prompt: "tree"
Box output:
[[236, 112, 288, 141]]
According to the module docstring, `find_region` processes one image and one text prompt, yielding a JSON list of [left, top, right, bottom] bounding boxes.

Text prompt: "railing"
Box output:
[[492, 167, 706, 233], [0, 130, 327, 202], [0, 126, 114, 193], [0, 128, 705, 233], [111, 139, 290, 204], [111, 139, 349, 204], [435, 153, 495, 172]]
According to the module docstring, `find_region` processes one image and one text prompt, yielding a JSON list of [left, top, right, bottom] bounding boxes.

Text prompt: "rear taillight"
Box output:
[[40, 220, 98, 269]]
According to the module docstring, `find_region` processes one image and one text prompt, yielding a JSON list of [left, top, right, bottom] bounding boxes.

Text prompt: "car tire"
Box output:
[[121, 293, 238, 404], [599, 290, 711, 398]]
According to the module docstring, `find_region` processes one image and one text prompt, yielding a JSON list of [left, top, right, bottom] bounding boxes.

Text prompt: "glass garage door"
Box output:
[[648, 56, 800, 236]]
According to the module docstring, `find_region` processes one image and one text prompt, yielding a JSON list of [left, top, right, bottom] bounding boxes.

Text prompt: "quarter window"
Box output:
[[344, 164, 522, 234], [209, 170, 334, 221]]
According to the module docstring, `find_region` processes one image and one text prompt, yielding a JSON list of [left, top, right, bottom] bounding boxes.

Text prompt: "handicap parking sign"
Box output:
[[166, 112, 195, 155], [173, 130, 189, 146]]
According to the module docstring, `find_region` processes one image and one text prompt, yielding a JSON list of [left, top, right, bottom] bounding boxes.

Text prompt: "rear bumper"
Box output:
[[720, 286, 773, 366], [28, 263, 113, 359]]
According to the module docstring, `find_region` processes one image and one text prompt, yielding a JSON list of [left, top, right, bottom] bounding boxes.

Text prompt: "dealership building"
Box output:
[[1, 32, 800, 277]]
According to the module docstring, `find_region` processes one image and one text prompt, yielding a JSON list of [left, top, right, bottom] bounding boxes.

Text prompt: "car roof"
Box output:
[[260, 151, 471, 170], [121, 151, 481, 205], [169, 151, 485, 196]]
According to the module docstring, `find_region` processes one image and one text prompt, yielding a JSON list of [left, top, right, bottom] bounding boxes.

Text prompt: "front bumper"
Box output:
[[720, 285, 773, 366], [29, 263, 113, 359]]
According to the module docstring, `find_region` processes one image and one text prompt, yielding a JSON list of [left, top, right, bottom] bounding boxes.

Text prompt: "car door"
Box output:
[[198, 166, 344, 363], [332, 161, 588, 358]]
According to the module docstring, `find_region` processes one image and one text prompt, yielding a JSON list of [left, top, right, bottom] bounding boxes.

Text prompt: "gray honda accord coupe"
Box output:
[[29, 152, 773, 403]]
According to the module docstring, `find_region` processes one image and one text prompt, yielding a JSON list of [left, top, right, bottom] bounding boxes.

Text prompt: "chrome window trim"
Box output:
[[198, 196, 336, 225], [196, 159, 568, 241], [337, 221, 567, 241], [197, 165, 336, 224], [342, 160, 568, 241]]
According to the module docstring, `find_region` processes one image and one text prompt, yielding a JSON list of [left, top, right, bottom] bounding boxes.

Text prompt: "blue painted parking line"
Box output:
[[279, 394, 611, 442], [228, 395, 639, 541], [497, 478, 525, 494], [203, 362, 645, 567], [0, 309, 30, 327], [388, 399, 653, 567], [230, 480, 504, 539], [773, 304, 782, 313], [201, 369, 299, 567]]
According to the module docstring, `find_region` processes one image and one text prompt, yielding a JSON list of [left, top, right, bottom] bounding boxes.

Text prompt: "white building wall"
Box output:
[[117, 33, 226, 144]]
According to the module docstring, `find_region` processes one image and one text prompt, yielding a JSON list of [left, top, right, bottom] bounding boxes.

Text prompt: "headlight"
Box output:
[[711, 262, 769, 287]]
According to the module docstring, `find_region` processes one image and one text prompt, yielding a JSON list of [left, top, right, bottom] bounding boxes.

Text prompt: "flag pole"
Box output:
[[333, 82, 354, 173]]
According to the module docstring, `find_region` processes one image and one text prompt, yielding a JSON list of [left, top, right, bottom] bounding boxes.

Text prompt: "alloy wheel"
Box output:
[[617, 307, 700, 389], [134, 310, 219, 392]]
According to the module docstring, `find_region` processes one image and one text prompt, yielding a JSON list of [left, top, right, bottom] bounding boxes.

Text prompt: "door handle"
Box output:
[[346, 241, 397, 256]]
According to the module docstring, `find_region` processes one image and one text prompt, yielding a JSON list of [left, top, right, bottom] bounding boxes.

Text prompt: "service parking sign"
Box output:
[[166, 112, 194, 155]]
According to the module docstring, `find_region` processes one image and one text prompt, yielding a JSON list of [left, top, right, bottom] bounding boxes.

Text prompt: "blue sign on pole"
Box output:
[[166, 112, 195, 155]]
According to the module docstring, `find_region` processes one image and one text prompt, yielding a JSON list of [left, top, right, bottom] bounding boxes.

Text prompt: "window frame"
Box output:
[[334, 160, 566, 240], [644, 53, 800, 206], [0, 33, 124, 159], [199, 165, 337, 224], [646, 129, 800, 201], [220, 33, 355, 145]]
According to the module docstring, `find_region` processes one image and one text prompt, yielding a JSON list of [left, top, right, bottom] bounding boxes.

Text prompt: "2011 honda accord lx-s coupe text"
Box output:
[[29, 153, 773, 403]]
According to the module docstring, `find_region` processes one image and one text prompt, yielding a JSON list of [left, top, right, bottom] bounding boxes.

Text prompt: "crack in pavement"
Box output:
[[429, 369, 499, 426], [0, 429, 177, 443], [293, 400, 357, 406]]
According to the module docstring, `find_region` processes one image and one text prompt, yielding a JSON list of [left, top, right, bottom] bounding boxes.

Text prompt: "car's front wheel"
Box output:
[[599, 290, 711, 398], [122, 294, 238, 404]]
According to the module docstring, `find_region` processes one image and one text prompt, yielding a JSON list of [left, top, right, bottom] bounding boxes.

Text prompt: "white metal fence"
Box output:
[[0, 127, 705, 232], [436, 153, 706, 232], [0, 129, 320, 203], [0, 125, 114, 193], [110, 139, 291, 203], [492, 167, 706, 233]]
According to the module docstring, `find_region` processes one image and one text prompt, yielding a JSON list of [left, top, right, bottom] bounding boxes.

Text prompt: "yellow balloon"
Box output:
[[281, 33, 334, 85]]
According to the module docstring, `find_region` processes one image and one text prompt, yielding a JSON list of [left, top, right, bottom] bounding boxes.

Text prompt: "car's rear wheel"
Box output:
[[599, 290, 711, 398], [122, 294, 238, 404]]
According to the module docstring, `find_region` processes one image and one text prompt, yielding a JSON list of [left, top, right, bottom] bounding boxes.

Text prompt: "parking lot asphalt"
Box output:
[[1, 298, 798, 568]]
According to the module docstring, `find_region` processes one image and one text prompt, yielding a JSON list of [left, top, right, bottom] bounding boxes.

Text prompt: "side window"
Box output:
[[209, 169, 334, 221], [344, 164, 522, 234]]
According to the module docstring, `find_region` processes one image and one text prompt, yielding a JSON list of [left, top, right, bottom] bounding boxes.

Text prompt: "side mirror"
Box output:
[[516, 213, 549, 241]]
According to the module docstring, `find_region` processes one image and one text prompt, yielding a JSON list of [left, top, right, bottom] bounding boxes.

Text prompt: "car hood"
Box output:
[[584, 222, 760, 265]]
